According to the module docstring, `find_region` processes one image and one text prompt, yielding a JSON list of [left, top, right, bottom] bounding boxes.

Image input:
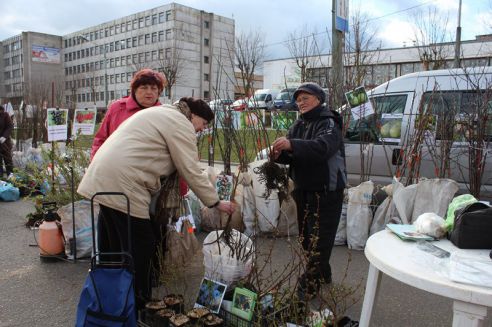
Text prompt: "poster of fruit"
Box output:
[[379, 113, 403, 143], [46, 108, 68, 141], [73, 108, 97, 136], [345, 86, 374, 120]]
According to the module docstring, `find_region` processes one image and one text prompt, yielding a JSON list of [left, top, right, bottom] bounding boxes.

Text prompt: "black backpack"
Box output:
[[449, 202, 492, 249]]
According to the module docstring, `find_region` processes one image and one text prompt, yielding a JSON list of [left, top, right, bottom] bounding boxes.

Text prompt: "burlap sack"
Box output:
[[165, 220, 200, 267]]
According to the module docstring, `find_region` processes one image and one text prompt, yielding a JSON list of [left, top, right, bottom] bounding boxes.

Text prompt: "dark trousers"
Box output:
[[294, 189, 344, 282], [0, 141, 13, 176], [98, 205, 157, 310]]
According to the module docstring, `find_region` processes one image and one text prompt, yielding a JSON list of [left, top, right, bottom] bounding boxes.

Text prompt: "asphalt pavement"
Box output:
[[0, 199, 490, 327]]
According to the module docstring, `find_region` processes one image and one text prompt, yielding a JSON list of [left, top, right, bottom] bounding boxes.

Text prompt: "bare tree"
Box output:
[[410, 7, 451, 71], [344, 9, 381, 89], [156, 45, 184, 101], [284, 25, 320, 83], [234, 30, 265, 98], [23, 76, 52, 145]]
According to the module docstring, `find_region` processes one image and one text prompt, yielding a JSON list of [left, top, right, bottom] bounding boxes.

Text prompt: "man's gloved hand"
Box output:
[[0, 137, 5, 144]]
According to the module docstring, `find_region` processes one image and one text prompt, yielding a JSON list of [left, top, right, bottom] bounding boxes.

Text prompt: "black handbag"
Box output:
[[449, 202, 492, 249]]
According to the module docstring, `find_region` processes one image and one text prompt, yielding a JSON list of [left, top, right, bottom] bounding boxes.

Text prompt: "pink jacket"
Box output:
[[90, 96, 161, 160]]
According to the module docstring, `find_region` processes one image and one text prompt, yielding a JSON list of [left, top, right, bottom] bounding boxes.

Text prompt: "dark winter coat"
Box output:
[[0, 112, 13, 139], [276, 105, 347, 192]]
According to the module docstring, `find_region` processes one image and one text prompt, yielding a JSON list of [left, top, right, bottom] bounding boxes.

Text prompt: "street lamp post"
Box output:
[[454, 0, 463, 68]]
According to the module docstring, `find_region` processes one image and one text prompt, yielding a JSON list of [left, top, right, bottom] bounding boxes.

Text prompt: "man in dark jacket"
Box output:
[[272, 82, 347, 298], [0, 105, 14, 178]]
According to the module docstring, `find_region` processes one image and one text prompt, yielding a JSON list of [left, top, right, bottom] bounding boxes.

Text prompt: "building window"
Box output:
[[204, 73, 209, 81], [166, 29, 172, 40], [166, 10, 172, 21], [152, 32, 158, 43], [145, 34, 151, 44], [145, 16, 151, 26], [204, 56, 209, 64], [159, 12, 165, 23], [152, 14, 158, 25], [165, 48, 171, 59], [152, 50, 158, 61], [138, 35, 144, 46], [145, 52, 150, 62], [139, 17, 144, 28], [204, 91, 210, 99], [204, 21, 209, 29], [133, 19, 138, 29], [204, 38, 209, 46]]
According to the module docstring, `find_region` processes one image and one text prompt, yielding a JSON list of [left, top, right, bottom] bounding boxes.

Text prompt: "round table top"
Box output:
[[365, 230, 492, 306]]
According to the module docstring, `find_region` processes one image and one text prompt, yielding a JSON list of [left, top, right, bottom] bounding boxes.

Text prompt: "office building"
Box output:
[[0, 3, 235, 109]]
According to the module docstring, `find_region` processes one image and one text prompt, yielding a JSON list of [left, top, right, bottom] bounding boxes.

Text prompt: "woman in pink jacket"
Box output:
[[90, 68, 166, 160]]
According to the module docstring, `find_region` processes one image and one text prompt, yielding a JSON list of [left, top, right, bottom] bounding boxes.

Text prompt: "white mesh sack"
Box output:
[[202, 229, 254, 286]]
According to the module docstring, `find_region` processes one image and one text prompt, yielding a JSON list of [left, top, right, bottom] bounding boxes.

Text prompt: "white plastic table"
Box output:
[[359, 230, 492, 327]]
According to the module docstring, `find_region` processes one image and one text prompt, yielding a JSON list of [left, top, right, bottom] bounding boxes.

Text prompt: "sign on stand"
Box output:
[[73, 108, 97, 136], [345, 87, 374, 120], [46, 108, 69, 142]]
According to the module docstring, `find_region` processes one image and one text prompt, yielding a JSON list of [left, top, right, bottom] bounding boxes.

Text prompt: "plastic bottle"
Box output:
[[38, 203, 65, 260]]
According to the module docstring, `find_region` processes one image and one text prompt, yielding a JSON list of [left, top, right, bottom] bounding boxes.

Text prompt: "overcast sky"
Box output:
[[1, 0, 490, 59]]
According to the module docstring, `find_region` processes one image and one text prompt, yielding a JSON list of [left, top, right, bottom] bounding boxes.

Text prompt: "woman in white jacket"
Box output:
[[78, 97, 235, 309]]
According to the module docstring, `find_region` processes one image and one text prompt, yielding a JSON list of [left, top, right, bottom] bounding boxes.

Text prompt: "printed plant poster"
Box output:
[[73, 108, 97, 136], [46, 108, 68, 141], [345, 86, 374, 120]]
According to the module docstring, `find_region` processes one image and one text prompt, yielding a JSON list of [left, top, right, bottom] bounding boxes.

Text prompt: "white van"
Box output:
[[248, 89, 280, 110], [343, 66, 492, 200]]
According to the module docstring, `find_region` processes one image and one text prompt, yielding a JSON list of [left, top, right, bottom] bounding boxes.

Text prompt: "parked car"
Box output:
[[273, 88, 297, 110], [248, 89, 280, 110], [343, 66, 492, 200], [208, 98, 233, 111], [231, 98, 249, 111]]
